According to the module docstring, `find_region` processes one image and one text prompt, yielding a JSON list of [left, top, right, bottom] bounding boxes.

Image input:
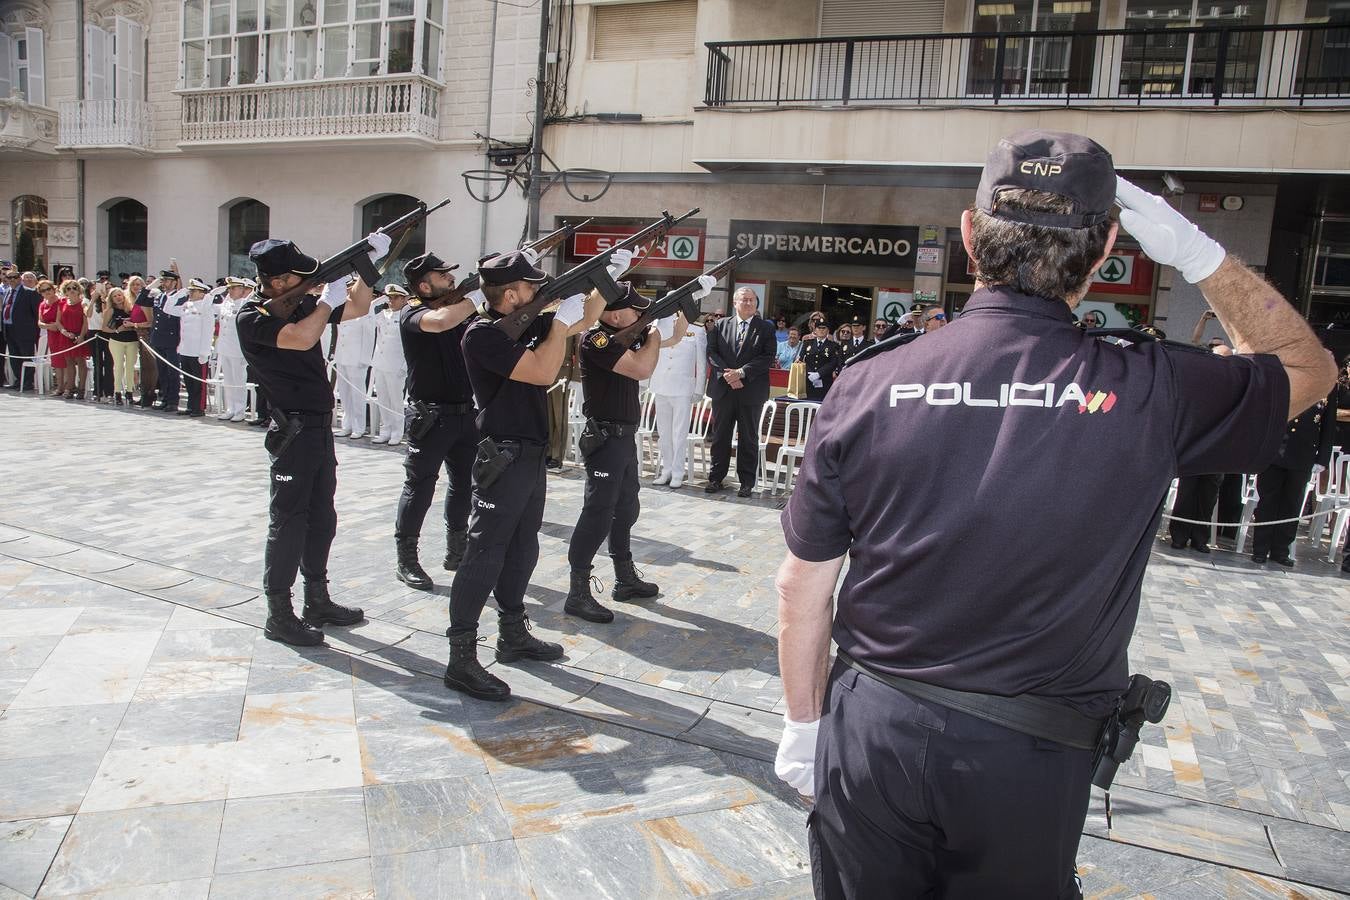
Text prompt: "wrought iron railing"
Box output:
[[704, 22, 1349, 107], [180, 74, 441, 143], [58, 99, 153, 149]]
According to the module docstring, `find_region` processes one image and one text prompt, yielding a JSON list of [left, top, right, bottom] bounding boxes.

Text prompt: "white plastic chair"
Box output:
[[635, 390, 658, 473], [688, 396, 713, 479], [772, 401, 820, 495], [565, 383, 586, 466], [1308, 448, 1345, 545], [1233, 474, 1261, 553], [21, 332, 51, 395], [753, 400, 778, 487]]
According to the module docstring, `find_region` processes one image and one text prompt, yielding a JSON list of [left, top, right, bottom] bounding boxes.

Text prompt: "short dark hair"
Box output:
[[968, 189, 1113, 303], [482, 282, 509, 306]]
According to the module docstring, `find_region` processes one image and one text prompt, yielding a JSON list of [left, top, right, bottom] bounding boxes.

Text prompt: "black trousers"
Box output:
[[569, 431, 640, 569], [709, 387, 767, 487], [262, 425, 338, 596], [811, 660, 1090, 900], [1252, 463, 1312, 559], [90, 335, 114, 398], [179, 354, 207, 413], [152, 341, 180, 408], [249, 363, 270, 420], [1216, 473, 1244, 540], [1168, 474, 1221, 547], [447, 441, 545, 637], [394, 409, 478, 540], [0, 326, 7, 384], [6, 333, 35, 390]]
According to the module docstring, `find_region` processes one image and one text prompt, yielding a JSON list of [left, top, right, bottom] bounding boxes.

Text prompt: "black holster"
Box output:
[[264, 409, 304, 458], [578, 420, 610, 458], [1091, 674, 1172, 791], [406, 400, 440, 442], [472, 437, 517, 490]]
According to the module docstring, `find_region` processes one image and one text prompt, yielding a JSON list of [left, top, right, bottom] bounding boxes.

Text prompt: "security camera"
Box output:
[[1162, 173, 1185, 196]]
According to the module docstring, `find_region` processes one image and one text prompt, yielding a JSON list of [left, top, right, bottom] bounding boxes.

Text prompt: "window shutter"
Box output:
[[817, 0, 946, 101], [593, 0, 696, 61], [0, 34, 12, 102], [25, 27, 44, 106], [115, 18, 145, 101], [86, 24, 110, 100], [818, 0, 945, 36]]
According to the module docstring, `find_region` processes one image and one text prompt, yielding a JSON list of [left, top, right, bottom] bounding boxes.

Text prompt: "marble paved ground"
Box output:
[[0, 391, 1347, 898]]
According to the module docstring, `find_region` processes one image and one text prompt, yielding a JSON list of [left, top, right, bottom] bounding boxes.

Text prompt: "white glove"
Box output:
[[1116, 177, 1225, 284], [774, 716, 819, 797], [657, 314, 677, 341], [365, 231, 393, 263], [318, 277, 350, 311], [807, 372, 823, 388], [692, 274, 717, 301], [198, 355, 209, 365], [1313, 464, 1326, 476], [208, 285, 228, 299], [606, 248, 635, 279], [521, 247, 540, 266], [553, 292, 588, 328], [466, 288, 488, 316]]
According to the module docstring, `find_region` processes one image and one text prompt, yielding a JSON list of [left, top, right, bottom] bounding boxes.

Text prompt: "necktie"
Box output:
[[736, 319, 747, 352]]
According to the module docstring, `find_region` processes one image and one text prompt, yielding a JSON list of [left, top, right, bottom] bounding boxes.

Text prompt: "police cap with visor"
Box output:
[[403, 252, 458, 288], [975, 129, 1115, 229], [478, 250, 548, 287], [604, 281, 652, 313], [250, 239, 319, 279]]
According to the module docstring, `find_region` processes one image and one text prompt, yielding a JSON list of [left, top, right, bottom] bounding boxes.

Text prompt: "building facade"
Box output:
[[537, 0, 1350, 347], [0, 0, 539, 285]]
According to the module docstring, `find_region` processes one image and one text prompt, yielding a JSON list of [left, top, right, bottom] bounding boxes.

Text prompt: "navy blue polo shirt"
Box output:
[[399, 301, 475, 404], [782, 286, 1289, 717], [461, 311, 555, 443]]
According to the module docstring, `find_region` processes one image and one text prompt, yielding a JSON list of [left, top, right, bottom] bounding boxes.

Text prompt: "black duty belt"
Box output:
[[836, 648, 1105, 751], [279, 411, 333, 428], [419, 400, 475, 415], [587, 418, 638, 438], [484, 434, 546, 449]]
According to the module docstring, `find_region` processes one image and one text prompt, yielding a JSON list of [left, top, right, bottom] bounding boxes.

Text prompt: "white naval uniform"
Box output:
[[650, 318, 707, 485], [370, 304, 408, 443], [214, 296, 249, 418], [332, 307, 377, 436]]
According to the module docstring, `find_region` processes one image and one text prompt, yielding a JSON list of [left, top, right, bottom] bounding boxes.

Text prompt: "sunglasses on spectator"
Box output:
[[926, 312, 946, 321]]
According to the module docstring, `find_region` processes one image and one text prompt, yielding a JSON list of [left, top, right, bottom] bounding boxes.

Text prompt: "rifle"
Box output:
[[608, 249, 754, 346], [494, 208, 701, 341], [260, 198, 451, 319], [429, 218, 594, 307]]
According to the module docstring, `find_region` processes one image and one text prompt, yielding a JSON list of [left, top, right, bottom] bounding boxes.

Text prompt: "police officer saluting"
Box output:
[[799, 318, 842, 401], [443, 250, 610, 701], [235, 232, 391, 646], [772, 131, 1336, 898], [563, 283, 697, 622], [393, 251, 480, 590]]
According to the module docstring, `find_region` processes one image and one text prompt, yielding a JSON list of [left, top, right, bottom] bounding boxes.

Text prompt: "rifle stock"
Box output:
[[260, 198, 451, 319], [608, 249, 755, 346], [494, 208, 701, 341]]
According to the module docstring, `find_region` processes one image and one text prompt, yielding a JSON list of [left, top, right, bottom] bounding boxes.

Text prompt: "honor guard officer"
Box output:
[[443, 250, 610, 701], [393, 252, 480, 591], [773, 130, 1336, 898], [142, 266, 186, 411], [369, 283, 409, 445], [236, 233, 390, 646], [800, 319, 842, 401], [562, 283, 699, 623]]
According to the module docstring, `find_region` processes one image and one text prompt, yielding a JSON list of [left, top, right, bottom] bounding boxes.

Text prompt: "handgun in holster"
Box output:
[[264, 409, 304, 459], [1091, 674, 1172, 791], [472, 437, 517, 491], [406, 401, 440, 442], [578, 420, 609, 458]]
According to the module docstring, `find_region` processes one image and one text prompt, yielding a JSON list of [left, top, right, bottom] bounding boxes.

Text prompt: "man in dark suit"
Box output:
[[3, 271, 42, 391], [838, 318, 873, 365], [1251, 385, 1339, 566], [705, 287, 777, 497]]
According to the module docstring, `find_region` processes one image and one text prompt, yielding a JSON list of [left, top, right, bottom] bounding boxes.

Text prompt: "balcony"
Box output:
[[704, 22, 1350, 108], [178, 75, 442, 149], [0, 95, 59, 157], [57, 99, 153, 154]]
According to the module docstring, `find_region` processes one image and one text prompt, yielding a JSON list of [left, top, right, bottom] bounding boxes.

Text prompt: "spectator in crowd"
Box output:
[[800, 318, 843, 401], [1251, 384, 1338, 566], [776, 326, 802, 369], [214, 276, 254, 422], [834, 324, 852, 345], [142, 267, 185, 412], [0, 267, 12, 385], [162, 278, 220, 418], [86, 280, 116, 403], [332, 286, 377, 439], [872, 317, 888, 341], [369, 283, 409, 445], [37, 281, 62, 394], [123, 275, 157, 407], [106, 287, 145, 405], [775, 316, 789, 343], [54, 280, 92, 399], [705, 286, 777, 497], [921, 306, 948, 332], [837, 323, 871, 365], [651, 310, 707, 489]]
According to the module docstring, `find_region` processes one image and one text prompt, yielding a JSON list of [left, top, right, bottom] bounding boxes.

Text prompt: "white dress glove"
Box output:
[[365, 231, 393, 263], [691, 274, 718, 301], [1115, 177, 1225, 284], [774, 716, 819, 797], [553, 292, 588, 328], [521, 247, 540, 266], [606, 248, 635, 279], [466, 288, 488, 316], [318, 277, 350, 311], [807, 372, 823, 388]]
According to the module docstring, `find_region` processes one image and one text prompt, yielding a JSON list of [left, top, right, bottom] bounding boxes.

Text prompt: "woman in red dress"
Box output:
[[55, 280, 91, 399], [36, 280, 64, 396]]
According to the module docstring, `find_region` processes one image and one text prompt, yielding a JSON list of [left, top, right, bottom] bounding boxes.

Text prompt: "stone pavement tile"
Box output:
[[149, 628, 256, 664], [111, 696, 243, 751], [1104, 787, 1283, 877], [320, 619, 414, 658], [0, 816, 71, 897], [706, 878, 813, 899], [357, 724, 487, 786], [491, 659, 600, 711], [238, 689, 356, 741], [40, 801, 224, 896], [364, 775, 510, 855], [68, 602, 173, 635], [153, 579, 256, 611], [207, 858, 374, 900], [0, 636, 59, 672], [0, 608, 82, 637], [562, 675, 711, 738], [358, 630, 448, 681], [96, 561, 194, 593], [1263, 818, 1350, 892], [164, 606, 254, 632], [214, 788, 369, 875], [682, 701, 780, 763], [0, 670, 34, 710], [0, 752, 103, 820], [132, 659, 251, 703], [53, 878, 215, 899], [0, 702, 125, 760], [9, 631, 160, 709], [370, 840, 532, 900], [637, 802, 812, 896], [514, 819, 692, 899], [350, 658, 462, 732], [53, 547, 136, 577], [81, 742, 233, 813], [226, 731, 364, 800], [245, 640, 353, 695]]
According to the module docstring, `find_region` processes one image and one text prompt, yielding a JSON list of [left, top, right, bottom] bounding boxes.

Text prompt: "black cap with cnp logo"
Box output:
[[604, 281, 652, 313], [477, 250, 548, 287], [976, 130, 1115, 229], [249, 239, 320, 279], [403, 252, 458, 288]]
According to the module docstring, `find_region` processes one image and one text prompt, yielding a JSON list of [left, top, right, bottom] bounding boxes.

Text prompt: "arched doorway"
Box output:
[[360, 194, 425, 289], [225, 198, 270, 277], [106, 199, 148, 278], [11, 195, 48, 275]]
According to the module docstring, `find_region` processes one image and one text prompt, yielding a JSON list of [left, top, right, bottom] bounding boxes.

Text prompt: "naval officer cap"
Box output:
[[187, 277, 212, 292], [249, 239, 320, 279], [403, 252, 458, 288], [976, 129, 1116, 229], [478, 250, 548, 286], [383, 283, 411, 298], [159, 269, 180, 280], [604, 281, 652, 313], [225, 275, 256, 289]]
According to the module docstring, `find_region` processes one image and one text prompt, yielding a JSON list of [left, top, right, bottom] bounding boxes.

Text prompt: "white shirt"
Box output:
[[371, 305, 407, 374], [650, 319, 707, 398], [215, 296, 246, 359], [333, 307, 376, 368], [162, 291, 219, 359]]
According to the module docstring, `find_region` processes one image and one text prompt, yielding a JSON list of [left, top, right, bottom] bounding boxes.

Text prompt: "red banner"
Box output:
[[571, 227, 706, 270]]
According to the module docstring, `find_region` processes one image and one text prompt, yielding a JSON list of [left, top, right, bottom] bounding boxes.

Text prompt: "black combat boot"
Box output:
[[443, 633, 511, 701], [611, 556, 658, 602], [302, 580, 364, 627], [442, 529, 468, 571], [495, 612, 564, 663], [563, 567, 614, 623], [395, 535, 434, 590], [264, 592, 324, 646]]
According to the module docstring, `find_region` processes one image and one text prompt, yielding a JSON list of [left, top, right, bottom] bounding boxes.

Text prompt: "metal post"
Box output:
[[525, 0, 552, 242], [992, 35, 1007, 104], [1212, 27, 1230, 104], [841, 40, 855, 104]]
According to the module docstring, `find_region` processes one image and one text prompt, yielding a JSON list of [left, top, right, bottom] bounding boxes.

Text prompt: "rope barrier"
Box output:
[[135, 339, 253, 389], [2, 334, 100, 361], [328, 360, 406, 418], [1160, 509, 1347, 527]]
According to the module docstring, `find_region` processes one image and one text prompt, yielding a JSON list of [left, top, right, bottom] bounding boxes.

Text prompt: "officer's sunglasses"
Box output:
[[926, 313, 947, 323]]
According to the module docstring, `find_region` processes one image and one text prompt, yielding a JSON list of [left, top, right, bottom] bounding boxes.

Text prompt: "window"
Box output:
[[0, 28, 46, 105], [361, 194, 424, 289], [84, 19, 146, 102], [1121, 0, 1269, 97], [593, 0, 696, 60], [12, 196, 48, 275], [181, 0, 443, 85], [107, 199, 148, 278], [1296, 0, 1350, 96], [966, 0, 1101, 96], [227, 199, 270, 277]]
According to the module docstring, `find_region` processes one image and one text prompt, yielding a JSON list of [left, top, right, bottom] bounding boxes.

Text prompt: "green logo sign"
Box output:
[[1099, 257, 1128, 283], [883, 301, 906, 321], [670, 237, 696, 260]]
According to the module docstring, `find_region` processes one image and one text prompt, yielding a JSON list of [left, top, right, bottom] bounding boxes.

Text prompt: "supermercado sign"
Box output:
[[729, 220, 918, 268]]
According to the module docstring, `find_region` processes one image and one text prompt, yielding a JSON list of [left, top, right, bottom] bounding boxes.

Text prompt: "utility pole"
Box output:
[[525, 0, 552, 242]]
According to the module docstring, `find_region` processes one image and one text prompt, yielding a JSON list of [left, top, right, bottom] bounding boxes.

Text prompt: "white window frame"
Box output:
[[0, 33, 12, 101], [10, 27, 45, 106]]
